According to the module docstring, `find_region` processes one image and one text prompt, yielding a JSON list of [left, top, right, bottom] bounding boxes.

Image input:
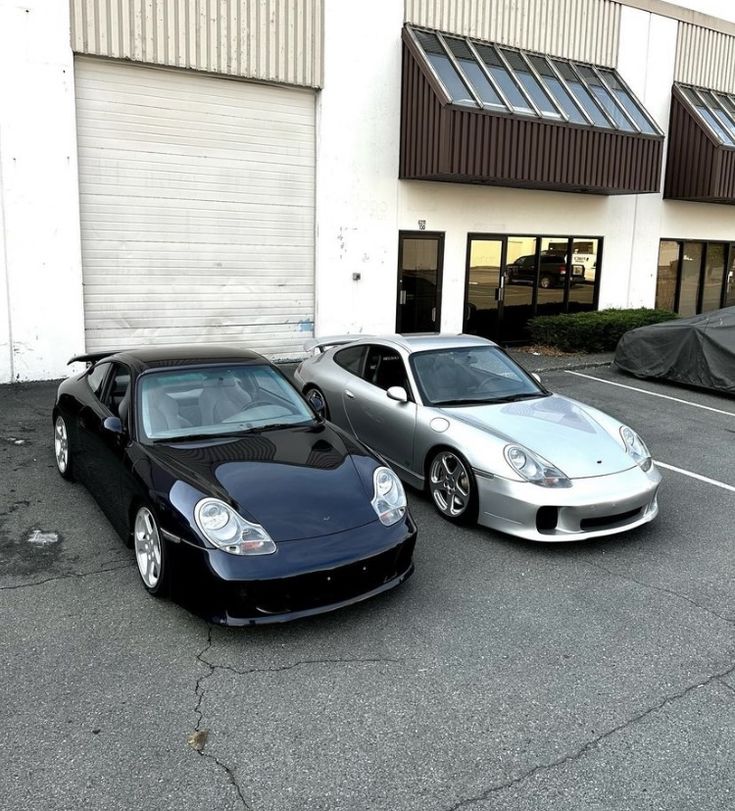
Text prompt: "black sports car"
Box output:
[[52, 345, 416, 625]]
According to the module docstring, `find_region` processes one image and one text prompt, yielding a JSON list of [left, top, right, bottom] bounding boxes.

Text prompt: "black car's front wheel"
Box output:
[[428, 449, 478, 525], [133, 506, 170, 597], [53, 415, 74, 481]]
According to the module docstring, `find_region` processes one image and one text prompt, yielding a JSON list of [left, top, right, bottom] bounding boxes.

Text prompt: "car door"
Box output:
[[342, 344, 417, 472], [80, 362, 131, 534]]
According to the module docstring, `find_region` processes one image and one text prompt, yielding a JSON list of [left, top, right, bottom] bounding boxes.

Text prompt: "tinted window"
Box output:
[[415, 31, 476, 105], [86, 362, 111, 398], [364, 346, 410, 392], [528, 55, 587, 124], [501, 49, 559, 118], [475, 44, 533, 114], [334, 345, 366, 376], [552, 61, 610, 127], [102, 364, 131, 417]]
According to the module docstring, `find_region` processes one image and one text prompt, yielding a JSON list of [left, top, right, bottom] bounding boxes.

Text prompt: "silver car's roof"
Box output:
[[315, 333, 498, 354]]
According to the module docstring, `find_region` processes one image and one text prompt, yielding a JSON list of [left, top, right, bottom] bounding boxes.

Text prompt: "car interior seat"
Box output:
[[199, 375, 253, 424]]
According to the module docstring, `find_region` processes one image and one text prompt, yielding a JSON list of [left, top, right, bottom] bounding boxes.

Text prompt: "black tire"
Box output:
[[304, 386, 330, 421], [539, 275, 552, 289], [132, 505, 171, 597], [53, 414, 75, 481], [426, 448, 478, 525]]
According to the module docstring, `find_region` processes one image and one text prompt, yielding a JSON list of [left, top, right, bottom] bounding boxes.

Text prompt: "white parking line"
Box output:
[[565, 370, 735, 418], [654, 461, 735, 493]]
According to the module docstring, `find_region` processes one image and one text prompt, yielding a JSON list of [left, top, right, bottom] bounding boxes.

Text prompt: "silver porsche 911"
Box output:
[[293, 334, 661, 542]]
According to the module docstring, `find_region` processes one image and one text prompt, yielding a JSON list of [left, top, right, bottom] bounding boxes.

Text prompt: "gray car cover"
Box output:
[[614, 307, 735, 394]]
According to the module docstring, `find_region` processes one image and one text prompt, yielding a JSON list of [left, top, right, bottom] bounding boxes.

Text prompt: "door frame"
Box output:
[[396, 230, 445, 333]]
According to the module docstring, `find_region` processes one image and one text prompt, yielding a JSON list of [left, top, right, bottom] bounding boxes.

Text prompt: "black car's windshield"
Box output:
[[411, 346, 547, 406], [138, 364, 315, 442]]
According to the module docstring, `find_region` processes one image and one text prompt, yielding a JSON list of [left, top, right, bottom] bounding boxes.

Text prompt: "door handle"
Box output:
[[431, 307, 436, 322], [345, 389, 355, 399]]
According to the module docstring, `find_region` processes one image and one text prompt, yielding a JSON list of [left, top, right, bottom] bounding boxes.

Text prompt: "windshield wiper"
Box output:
[[434, 393, 548, 406]]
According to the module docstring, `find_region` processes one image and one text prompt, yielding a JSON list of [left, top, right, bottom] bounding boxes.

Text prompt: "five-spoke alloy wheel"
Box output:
[[134, 506, 169, 596], [429, 450, 478, 524], [54, 415, 74, 480]]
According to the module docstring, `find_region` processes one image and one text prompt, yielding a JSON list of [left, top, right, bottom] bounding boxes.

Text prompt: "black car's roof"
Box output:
[[79, 344, 269, 371]]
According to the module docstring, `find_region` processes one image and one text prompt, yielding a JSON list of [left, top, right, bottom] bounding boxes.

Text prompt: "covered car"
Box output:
[[614, 307, 735, 394]]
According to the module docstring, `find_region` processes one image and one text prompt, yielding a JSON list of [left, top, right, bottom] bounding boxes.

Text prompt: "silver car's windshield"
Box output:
[[138, 364, 315, 441], [411, 346, 547, 406]]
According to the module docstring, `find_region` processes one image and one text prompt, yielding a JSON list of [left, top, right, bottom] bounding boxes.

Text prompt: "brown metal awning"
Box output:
[[664, 84, 735, 205], [399, 26, 664, 195]]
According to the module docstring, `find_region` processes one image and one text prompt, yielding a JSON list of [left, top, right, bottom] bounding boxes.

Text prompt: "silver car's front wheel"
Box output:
[[429, 450, 477, 524], [134, 506, 168, 596]]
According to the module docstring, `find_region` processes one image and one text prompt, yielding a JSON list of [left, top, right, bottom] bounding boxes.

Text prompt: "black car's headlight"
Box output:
[[504, 445, 571, 488], [620, 425, 652, 472], [371, 467, 407, 526], [194, 498, 276, 555]]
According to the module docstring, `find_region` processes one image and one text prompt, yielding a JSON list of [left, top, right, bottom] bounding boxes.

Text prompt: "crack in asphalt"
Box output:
[[193, 624, 250, 810], [191, 626, 407, 809], [444, 661, 735, 811], [0, 560, 134, 591], [582, 559, 735, 626]]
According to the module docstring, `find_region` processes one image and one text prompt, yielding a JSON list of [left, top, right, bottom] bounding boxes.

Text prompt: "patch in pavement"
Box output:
[[0, 524, 66, 578]]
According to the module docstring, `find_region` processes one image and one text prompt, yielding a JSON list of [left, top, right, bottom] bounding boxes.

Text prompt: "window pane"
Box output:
[[528, 56, 587, 124], [552, 60, 610, 127], [727, 246, 735, 308], [598, 70, 658, 134], [702, 244, 726, 312], [575, 65, 635, 131], [475, 43, 534, 114], [444, 38, 505, 107], [681, 87, 734, 145], [656, 241, 679, 312], [415, 31, 476, 105], [679, 243, 703, 317], [500, 49, 560, 118], [699, 90, 735, 141]]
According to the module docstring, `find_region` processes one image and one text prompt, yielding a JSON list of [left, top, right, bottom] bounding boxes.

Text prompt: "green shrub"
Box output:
[[527, 308, 678, 353]]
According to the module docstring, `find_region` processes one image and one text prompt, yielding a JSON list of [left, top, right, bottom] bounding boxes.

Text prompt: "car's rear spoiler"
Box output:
[[67, 350, 122, 366], [303, 335, 371, 354]]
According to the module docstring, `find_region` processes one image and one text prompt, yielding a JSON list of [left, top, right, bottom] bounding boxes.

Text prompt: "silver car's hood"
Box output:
[[439, 394, 635, 478]]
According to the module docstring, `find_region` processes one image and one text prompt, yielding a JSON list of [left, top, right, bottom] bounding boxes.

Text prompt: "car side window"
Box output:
[[334, 346, 366, 377], [364, 346, 410, 393], [85, 362, 112, 398], [102, 364, 131, 418]]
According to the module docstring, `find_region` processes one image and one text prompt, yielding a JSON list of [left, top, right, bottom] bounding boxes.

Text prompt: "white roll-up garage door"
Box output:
[[75, 56, 315, 358]]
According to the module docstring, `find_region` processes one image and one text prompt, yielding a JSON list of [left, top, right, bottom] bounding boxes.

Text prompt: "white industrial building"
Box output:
[[1, 0, 734, 382]]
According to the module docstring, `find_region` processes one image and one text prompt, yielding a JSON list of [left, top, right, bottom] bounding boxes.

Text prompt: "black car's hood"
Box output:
[[146, 423, 379, 541]]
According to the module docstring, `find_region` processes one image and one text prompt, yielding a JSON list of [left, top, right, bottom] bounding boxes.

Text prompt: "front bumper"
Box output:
[[171, 517, 417, 625], [474, 463, 661, 542]]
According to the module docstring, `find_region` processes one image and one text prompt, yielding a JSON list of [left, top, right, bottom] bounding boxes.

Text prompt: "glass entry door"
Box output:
[[464, 238, 505, 340], [396, 232, 444, 333]]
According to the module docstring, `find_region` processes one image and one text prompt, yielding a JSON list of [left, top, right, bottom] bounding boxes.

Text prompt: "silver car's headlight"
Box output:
[[194, 498, 276, 555], [371, 467, 407, 526], [620, 425, 652, 472], [504, 445, 571, 488]]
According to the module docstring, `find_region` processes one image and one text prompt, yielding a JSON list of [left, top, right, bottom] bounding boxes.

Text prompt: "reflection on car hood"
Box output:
[[440, 394, 634, 478], [147, 424, 378, 541]]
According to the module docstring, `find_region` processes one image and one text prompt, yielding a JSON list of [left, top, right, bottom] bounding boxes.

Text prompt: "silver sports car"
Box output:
[[293, 334, 661, 542]]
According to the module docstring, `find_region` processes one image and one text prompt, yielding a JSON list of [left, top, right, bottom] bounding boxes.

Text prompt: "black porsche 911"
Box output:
[[52, 345, 416, 625]]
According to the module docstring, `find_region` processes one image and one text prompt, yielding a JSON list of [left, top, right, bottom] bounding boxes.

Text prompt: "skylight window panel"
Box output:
[[500, 48, 561, 119], [445, 37, 506, 109], [681, 87, 735, 145], [474, 43, 535, 116], [413, 31, 477, 107], [598, 69, 659, 135], [699, 89, 735, 141], [574, 64, 635, 131], [552, 60, 612, 128], [527, 55, 588, 125]]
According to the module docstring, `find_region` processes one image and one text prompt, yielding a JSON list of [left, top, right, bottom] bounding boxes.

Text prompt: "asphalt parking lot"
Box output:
[[2, 362, 734, 811]]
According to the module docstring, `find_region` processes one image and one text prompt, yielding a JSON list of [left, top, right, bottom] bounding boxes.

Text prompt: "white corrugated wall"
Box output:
[[75, 56, 315, 357], [404, 0, 621, 66], [70, 0, 323, 88], [675, 22, 735, 94]]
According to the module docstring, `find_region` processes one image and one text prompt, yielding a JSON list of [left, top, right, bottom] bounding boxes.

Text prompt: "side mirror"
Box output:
[[306, 390, 326, 418], [103, 415, 125, 435], [531, 373, 541, 384], [386, 386, 408, 403]]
